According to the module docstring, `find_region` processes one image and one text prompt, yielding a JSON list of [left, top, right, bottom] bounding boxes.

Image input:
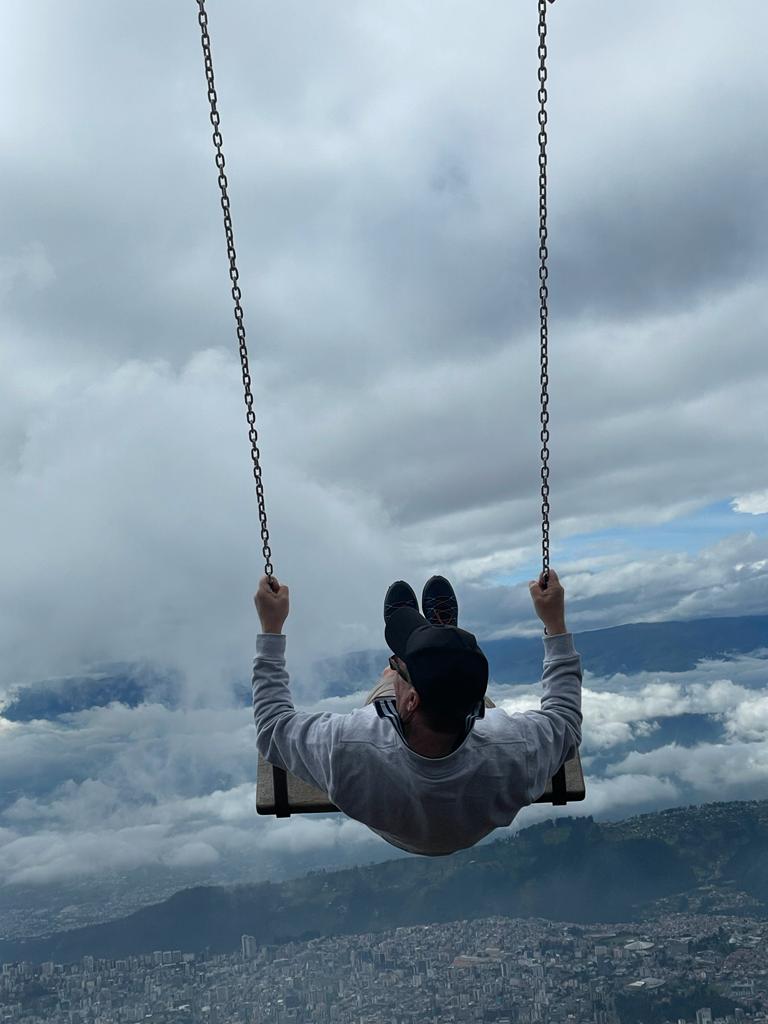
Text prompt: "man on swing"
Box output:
[[252, 569, 581, 856]]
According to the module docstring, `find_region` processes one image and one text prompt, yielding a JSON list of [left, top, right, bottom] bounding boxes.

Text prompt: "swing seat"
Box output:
[[256, 747, 586, 817]]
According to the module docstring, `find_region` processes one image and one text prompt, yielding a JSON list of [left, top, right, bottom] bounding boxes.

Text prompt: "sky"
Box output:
[[1, 0, 767, 905]]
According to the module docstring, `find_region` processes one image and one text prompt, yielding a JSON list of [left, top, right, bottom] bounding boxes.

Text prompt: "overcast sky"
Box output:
[[1, 0, 768, 896]]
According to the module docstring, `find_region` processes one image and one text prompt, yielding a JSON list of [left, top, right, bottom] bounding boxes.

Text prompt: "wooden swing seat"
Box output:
[[257, 747, 585, 817]]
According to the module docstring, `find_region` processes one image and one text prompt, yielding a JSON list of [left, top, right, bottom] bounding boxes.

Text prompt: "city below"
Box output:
[[2, 910, 766, 1024]]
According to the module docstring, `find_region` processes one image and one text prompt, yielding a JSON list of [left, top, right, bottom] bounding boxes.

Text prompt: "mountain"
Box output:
[[2, 799, 766, 965], [312, 615, 768, 696], [566, 615, 768, 678], [6, 615, 765, 717], [0, 664, 182, 722]]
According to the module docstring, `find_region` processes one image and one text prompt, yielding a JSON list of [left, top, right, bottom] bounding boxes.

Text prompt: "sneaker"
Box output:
[[422, 575, 458, 626], [384, 580, 418, 623]]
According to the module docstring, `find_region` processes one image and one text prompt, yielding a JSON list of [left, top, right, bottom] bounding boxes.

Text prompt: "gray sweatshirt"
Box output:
[[252, 632, 582, 856]]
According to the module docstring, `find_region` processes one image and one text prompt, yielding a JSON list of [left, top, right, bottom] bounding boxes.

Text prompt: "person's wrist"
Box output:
[[544, 620, 567, 635], [260, 622, 285, 635]]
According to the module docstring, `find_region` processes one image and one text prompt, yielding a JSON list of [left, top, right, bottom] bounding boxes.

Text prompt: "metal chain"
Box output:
[[196, 0, 553, 595], [196, 0, 274, 584], [537, 0, 554, 591]]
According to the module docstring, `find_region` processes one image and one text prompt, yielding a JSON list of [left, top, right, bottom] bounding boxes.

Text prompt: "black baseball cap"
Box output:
[[385, 606, 488, 708]]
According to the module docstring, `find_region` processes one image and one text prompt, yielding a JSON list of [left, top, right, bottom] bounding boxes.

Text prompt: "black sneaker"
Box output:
[[422, 575, 458, 626], [384, 580, 419, 623]]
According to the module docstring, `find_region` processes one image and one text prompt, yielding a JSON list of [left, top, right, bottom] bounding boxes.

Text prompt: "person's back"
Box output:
[[252, 569, 581, 856]]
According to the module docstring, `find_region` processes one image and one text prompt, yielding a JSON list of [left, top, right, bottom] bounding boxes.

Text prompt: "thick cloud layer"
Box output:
[[3, 2, 767, 692], [1, 649, 767, 894]]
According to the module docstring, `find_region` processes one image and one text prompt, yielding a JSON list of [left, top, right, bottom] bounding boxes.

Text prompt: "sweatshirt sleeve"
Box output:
[[252, 633, 340, 795], [521, 632, 583, 803]]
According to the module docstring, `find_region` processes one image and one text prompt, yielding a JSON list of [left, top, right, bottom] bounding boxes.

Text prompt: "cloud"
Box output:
[[500, 773, 683, 835], [733, 491, 768, 516], [498, 656, 768, 754], [608, 741, 768, 802], [1, 647, 766, 889], [0, 243, 55, 298], [0, 350, 403, 697], [0, 778, 379, 888], [461, 532, 768, 639], [494, 651, 768, 828], [0, 702, 256, 814], [725, 694, 768, 742], [162, 842, 220, 869], [558, 773, 682, 821], [0, 826, 171, 887], [0, 696, 388, 888]]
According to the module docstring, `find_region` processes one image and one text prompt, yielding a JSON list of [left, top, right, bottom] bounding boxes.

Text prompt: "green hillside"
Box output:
[[2, 799, 767, 965]]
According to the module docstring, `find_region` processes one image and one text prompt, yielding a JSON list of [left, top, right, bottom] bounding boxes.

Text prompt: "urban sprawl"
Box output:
[[1, 913, 766, 1024]]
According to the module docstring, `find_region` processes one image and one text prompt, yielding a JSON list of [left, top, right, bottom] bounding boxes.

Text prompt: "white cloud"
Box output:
[[497, 773, 682, 836], [0, 698, 391, 886], [570, 773, 682, 819], [499, 670, 768, 755], [162, 841, 220, 869], [256, 815, 374, 857], [496, 653, 768, 821], [1, 649, 766, 887], [0, 350, 404, 695], [0, 826, 170, 886], [720, 693, 768, 742], [608, 741, 768, 800], [733, 491, 768, 516]]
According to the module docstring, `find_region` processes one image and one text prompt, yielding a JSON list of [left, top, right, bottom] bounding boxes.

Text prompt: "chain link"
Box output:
[[537, 0, 554, 590], [196, 0, 274, 584]]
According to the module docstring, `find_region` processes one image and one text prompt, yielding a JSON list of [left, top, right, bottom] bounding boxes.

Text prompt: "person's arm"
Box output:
[[251, 576, 339, 794], [521, 632, 582, 802], [522, 568, 583, 801], [252, 633, 340, 793]]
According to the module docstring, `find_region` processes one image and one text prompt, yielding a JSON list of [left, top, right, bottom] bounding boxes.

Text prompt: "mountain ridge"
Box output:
[[2, 798, 766, 966], [313, 614, 768, 696], [4, 615, 765, 717]]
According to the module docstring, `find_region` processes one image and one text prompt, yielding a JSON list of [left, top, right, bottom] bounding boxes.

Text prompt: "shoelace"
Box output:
[[427, 595, 457, 626]]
